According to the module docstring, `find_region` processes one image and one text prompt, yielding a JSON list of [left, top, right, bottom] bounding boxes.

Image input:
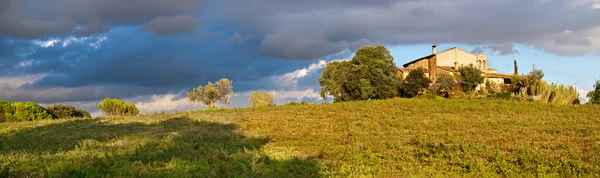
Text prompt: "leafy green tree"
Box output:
[[400, 68, 431, 98], [98, 98, 139, 116], [249, 92, 274, 107], [587, 80, 600, 104], [46, 104, 92, 119], [187, 78, 233, 109], [458, 65, 484, 92], [0, 101, 55, 122], [319, 46, 399, 102]]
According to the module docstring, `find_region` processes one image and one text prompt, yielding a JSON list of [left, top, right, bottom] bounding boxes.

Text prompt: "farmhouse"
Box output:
[[397, 45, 513, 84]]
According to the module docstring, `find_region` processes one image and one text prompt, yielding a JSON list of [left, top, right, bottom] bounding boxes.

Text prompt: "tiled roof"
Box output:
[[485, 73, 514, 79]]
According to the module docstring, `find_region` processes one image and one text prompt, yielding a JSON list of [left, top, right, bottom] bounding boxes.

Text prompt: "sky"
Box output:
[[1, 0, 599, 116]]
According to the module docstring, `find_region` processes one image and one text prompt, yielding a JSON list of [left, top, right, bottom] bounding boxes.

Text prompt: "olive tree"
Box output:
[[458, 65, 484, 92], [187, 78, 233, 109]]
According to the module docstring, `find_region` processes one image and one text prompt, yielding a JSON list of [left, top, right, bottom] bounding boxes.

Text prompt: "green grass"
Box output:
[[1, 98, 599, 177]]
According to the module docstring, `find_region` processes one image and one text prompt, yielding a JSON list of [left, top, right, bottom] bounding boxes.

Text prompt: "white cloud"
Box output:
[[33, 39, 58, 48], [0, 74, 46, 89], [89, 36, 108, 49], [134, 94, 202, 114], [577, 89, 590, 103]]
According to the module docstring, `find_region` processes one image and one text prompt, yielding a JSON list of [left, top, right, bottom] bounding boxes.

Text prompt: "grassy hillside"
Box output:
[[1, 98, 599, 177]]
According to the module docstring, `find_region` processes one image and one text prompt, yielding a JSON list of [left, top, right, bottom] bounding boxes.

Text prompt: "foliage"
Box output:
[[528, 81, 579, 105], [46, 104, 92, 119], [319, 46, 399, 102], [249, 92, 274, 107], [431, 74, 458, 97], [0, 100, 55, 122], [1, 99, 599, 177], [399, 68, 431, 98], [485, 80, 501, 94], [510, 69, 546, 95], [587, 80, 600, 104], [0, 105, 4, 123], [458, 65, 484, 92], [187, 78, 233, 109], [97, 98, 139, 116]]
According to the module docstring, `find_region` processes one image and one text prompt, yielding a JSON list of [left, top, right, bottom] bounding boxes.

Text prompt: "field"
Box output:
[[1, 98, 599, 177]]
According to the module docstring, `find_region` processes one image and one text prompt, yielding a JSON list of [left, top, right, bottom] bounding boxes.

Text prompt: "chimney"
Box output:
[[454, 61, 459, 70], [432, 44, 437, 54]]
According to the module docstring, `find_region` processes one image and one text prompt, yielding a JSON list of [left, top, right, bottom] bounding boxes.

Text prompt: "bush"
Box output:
[[0, 100, 55, 122], [98, 98, 139, 116], [587, 80, 600, 104], [284, 101, 299, 106], [528, 81, 578, 105], [46, 104, 92, 119], [249, 92, 274, 107], [458, 65, 484, 92], [400, 68, 431, 98], [431, 74, 458, 98]]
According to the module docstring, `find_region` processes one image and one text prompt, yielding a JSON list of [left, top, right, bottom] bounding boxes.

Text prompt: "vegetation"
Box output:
[[46, 104, 92, 119], [587, 80, 600, 104], [319, 46, 398, 102], [513, 59, 518, 75], [399, 68, 431, 98], [98, 98, 139, 116], [249, 92, 275, 107], [0, 100, 55, 123], [431, 74, 458, 97], [1, 99, 599, 177], [458, 65, 484, 92], [187, 78, 233, 109]]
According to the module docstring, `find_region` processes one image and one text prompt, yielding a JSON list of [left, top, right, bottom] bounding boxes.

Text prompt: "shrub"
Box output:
[[431, 74, 458, 97], [187, 78, 233, 109], [400, 68, 431, 98], [249, 92, 274, 107], [98, 98, 139, 116], [0, 104, 4, 123], [485, 80, 501, 94], [587, 80, 600, 104], [284, 101, 299, 106], [0, 100, 55, 122], [46, 104, 92, 119], [458, 65, 484, 92], [300, 100, 309, 105], [528, 81, 578, 105]]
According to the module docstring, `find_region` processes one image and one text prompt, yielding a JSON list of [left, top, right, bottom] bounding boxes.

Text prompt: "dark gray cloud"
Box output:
[[209, 0, 600, 57], [472, 44, 519, 56], [142, 15, 200, 36], [0, 0, 205, 39]]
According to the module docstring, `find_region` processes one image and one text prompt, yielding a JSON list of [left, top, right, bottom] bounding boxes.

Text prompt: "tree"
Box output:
[[249, 92, 274, 107], [400, 68, 431, 97], [187, 78, 233, 109], [0, 101, 55, 122], [458, 65, 484, 92], [587, 80, 600, 104], [98, 98, 139, 116], [514, 60, 519, 75], [46, 104, 92, 119], [319, 46, 399, 102], [432, 74, 458, 97]]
